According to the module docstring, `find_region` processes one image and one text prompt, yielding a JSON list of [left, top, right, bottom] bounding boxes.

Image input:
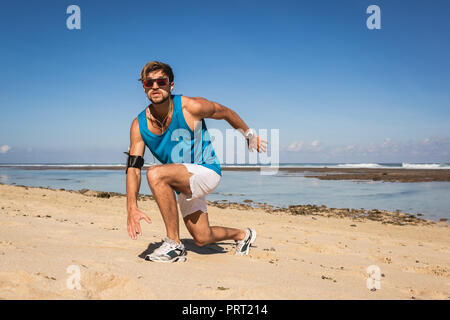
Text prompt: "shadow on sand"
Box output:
[[138, 239, 234, 260]]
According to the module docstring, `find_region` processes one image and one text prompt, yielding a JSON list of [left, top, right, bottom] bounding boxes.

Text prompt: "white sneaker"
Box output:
[[145, 237, 187, 262], [235, 228, 257, 256]]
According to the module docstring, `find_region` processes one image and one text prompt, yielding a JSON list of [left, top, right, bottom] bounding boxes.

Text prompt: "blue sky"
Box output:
[[0, 0, 449, 164]]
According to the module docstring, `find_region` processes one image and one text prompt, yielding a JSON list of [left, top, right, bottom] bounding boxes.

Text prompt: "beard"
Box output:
[[149, 92, 170, 105]]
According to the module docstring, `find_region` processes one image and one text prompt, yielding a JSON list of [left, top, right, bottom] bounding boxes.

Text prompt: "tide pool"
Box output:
[[1, 167, 449, 221]]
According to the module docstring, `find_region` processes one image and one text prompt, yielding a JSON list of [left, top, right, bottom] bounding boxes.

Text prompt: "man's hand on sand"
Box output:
[[127, 208, 152, 240], [248, 134, 268, 153]]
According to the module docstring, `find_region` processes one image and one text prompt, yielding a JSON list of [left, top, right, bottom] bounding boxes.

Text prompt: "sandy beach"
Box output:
[[0, 183, 449, 300]]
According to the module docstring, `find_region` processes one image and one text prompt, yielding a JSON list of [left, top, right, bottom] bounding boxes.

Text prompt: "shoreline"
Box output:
[[1, 165, 450, 182], [3, 183, 447, 225], [0, 183, 448, 299]]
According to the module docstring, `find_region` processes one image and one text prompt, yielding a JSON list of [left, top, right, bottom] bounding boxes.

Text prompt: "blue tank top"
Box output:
[[138, 95, 222, 177]]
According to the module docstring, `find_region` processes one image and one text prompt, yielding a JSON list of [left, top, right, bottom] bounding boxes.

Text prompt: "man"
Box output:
[[126, 61, 267, 262]]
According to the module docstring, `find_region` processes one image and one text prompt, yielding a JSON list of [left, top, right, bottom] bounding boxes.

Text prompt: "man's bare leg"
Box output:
[[147, 163, 246, 245], [184, 210, 246, 247], [146, 164, 192, 244]]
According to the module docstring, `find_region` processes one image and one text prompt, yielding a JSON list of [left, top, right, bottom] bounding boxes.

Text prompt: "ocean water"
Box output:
[[2, 162, 450, 169], [223, 162, 450, 169], [1, 164, 449, 221]]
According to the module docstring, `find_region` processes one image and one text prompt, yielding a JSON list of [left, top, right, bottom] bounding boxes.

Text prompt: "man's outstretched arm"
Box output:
[[126, 117, 151, 240], [184, 96, 267, 152]]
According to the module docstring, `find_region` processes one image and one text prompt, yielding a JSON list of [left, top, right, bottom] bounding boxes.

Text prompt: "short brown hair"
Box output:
[[139, 61, 174, 83]]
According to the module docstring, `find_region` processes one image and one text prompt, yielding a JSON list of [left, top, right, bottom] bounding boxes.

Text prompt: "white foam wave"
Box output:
[[336, 163, 384, 168], [401, 163, 447, 169]]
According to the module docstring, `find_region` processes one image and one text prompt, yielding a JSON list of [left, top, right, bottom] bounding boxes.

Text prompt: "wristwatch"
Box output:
[[244, 128, 255, 140]]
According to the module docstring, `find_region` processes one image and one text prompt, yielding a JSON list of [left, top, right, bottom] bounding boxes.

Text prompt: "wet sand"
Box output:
[[224, 167, 450, 183], [0, 184, 449, 300]]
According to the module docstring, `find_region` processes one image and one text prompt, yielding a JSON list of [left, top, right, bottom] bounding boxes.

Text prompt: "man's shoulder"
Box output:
[[131, 116, 139, 126], [131, 108, 147, 126], [180, 95, 195, 109], [180, 95, 208, 116], [129, 116, 144, 144], [130, 116, 141, 134]]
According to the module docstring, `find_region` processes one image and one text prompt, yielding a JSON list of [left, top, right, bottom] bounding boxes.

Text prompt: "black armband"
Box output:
[[124, 152, 144, 173]]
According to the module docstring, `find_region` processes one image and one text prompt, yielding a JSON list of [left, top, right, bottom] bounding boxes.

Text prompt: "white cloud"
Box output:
[[282, 137, 450, 162], [346, 145, 355, 151], [367, 143, 377, 153], [287, 141, 304, 152], [0, 145, 11, 154], [381, 138, 392, 148]]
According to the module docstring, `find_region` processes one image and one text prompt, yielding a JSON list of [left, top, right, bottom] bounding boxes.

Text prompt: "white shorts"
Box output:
[[177, 163, 221, 218]]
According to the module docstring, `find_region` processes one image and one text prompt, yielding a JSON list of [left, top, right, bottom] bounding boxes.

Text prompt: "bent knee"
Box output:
[[194, 240, 207, 247], [146, 166, 163, 184], [192, 233, 212, 247]]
